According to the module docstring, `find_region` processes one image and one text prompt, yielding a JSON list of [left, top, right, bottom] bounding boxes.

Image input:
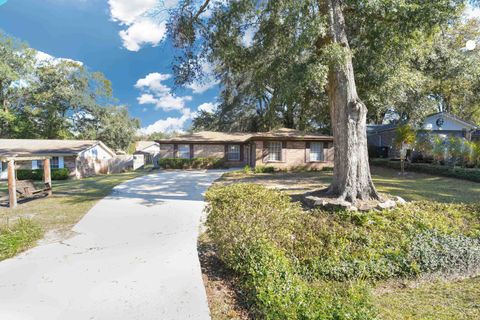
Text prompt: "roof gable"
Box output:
[[0, 139, 113, 158]]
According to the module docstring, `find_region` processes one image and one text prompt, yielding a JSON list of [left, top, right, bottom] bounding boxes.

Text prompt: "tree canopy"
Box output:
[[0, 32, 139, 151], [168, 1, 480, 132]]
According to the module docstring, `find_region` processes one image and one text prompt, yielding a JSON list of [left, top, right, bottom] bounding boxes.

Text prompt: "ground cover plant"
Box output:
[[204, 167, 480, 319]]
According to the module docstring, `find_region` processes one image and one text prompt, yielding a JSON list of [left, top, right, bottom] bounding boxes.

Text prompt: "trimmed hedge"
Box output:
[[205, 184, 480, 318], [16, 168, 70, 181], [370, 158, 480, 183], [158, 157, 225, 169]]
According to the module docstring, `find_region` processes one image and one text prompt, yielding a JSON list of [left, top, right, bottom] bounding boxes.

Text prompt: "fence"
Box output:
[[76, 154, 144, 178]]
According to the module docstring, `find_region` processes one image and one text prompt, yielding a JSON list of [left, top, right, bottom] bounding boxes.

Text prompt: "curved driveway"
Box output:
[[0, 170, 225, 320]]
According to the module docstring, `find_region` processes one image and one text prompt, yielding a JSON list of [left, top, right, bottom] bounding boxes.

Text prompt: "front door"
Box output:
[[249, 143, 256, 167]]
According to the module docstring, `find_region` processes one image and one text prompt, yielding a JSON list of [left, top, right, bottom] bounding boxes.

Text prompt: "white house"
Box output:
[[0, 139, 116, 179]]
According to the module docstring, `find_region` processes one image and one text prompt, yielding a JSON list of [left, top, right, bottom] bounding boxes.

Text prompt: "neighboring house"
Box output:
[[367, 112, 479, 158], [134, 141, 160, 165], [0, 139, 116, 179], [156, 128, 334, 170]]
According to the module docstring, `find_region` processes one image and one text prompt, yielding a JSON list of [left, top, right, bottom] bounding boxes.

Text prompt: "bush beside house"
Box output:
[[158, 157, 225, 169], [205, 183, 480, 319], [16, 168, 70, 181]]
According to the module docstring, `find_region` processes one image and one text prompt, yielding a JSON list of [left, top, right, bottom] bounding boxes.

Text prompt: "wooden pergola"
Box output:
[[0, 155, 53, 209]]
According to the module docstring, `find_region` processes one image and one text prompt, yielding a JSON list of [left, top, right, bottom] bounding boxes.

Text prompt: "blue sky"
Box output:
[[0, 0, 219, 134]]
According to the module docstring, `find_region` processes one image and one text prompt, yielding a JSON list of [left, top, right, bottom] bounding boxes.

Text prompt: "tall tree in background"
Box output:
[[167, 0, 474, 202], [0, 32, 140, 151], [0, 33, 35, 137]]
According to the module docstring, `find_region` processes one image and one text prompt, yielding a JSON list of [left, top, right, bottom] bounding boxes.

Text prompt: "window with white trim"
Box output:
[[178, 144, 190, 159], [51, 157, 60, 169], [310, 142, 324, 162], [268, 141, 282, 161], [227, 145, 240, 161]]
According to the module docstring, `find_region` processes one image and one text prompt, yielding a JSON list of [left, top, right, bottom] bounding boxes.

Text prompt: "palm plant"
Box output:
[[395, 125, 416, 175]]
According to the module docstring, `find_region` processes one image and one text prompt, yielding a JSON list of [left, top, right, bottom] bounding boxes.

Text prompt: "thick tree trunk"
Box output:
[[326, 0, 379, 202]]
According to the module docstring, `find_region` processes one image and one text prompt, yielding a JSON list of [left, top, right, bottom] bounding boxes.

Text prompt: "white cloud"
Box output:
[[465, 5, 480, 19], [137, 93, 157, 104], [139, 113, 190, 134], [109, 0, 157, 25], [155, 93, 192, 111], [35, 51, 83, 66], [197, 102, 218, 113], [135, 72, 171, 93], [108, 0, 178, 51], [186, 79, 219, 94], [119, 19, 167, 52]]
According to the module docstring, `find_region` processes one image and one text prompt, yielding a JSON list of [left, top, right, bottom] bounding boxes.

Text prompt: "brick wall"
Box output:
[[253, 140, 334, 170], [159, 144, 174, 158], [193, 144, 224, 158]]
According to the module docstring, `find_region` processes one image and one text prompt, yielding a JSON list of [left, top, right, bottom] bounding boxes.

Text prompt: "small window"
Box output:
[[178, 144, 190, 159], [268, 141, 282, 161], [310, 142, 324, 162], [51, 157, 60, 169], [227, 145, 240, 161]]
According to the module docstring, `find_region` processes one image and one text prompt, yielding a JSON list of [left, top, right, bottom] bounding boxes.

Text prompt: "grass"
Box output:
[[218, 166, 480, 204], [207, 165, 480, 319], [375, 277, 480, 320], [0, 169, 150, 258], [0, 218, 43, 260]]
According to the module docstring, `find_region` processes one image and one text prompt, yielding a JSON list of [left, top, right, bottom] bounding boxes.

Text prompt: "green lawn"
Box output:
[[220, 166, 480, 204], [375, 277, 480, 320], [0, 169, 150, 243]]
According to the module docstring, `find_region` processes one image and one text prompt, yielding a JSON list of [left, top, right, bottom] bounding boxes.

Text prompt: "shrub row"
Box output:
[[205, 184, 480, 318], [370, 158, 480, 182], [0, 219, 43, 261], [158, 157, 225, 169], [16, 168, 70, 181]]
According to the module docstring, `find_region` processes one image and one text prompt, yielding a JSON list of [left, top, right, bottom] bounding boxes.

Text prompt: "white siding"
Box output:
[[79, 144, 113, 160]]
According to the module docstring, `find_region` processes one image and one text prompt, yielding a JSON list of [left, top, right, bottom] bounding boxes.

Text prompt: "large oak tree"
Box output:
[[167, 0, 477, 202]]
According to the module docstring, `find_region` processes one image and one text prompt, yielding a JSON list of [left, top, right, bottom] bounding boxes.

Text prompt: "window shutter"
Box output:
[[240, 145, 244, 162], [32, 160, 38, 170], [173, 144, 178, 158], [224, 145, 228, 160], [190, 144, 194, 159], [262, 142, 269, 163], [59, 157, 64, 169], [305, 142, 310, 162]]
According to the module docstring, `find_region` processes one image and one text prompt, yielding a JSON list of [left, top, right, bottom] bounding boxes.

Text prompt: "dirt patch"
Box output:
[[198, 236, 252, 320], [216, 171, 331, 196]]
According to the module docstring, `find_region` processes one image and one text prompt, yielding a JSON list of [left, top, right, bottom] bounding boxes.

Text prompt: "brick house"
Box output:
[[157, 128, 334, 170], [0, 139, 116, 179]]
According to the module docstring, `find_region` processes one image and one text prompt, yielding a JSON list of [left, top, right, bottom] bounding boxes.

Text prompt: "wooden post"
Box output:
[[43, 158, 52, 196], [8, 159, 17, 209]]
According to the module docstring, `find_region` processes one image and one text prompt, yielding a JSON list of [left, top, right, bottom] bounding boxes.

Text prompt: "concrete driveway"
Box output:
[[0, 170, 225, 320]]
